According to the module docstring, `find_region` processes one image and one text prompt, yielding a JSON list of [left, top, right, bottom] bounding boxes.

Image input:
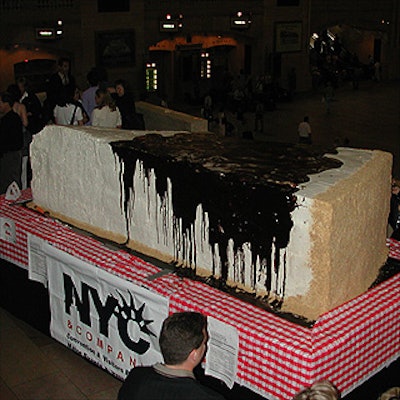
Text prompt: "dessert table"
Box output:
[[1, 189, 399, 400]]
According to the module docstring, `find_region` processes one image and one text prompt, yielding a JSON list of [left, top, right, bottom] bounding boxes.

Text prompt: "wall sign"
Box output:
[[275, 22, 302, 52], [96, 30, 135, 67]]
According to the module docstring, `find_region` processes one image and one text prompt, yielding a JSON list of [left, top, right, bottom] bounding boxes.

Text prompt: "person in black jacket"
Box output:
[[17, 77, 44, 135], [113, 79, 143, 129], [44, 57, 76, 123], [0, 91, 23, 193], [388, 180, 400, 237], [118, 312, 225, 400]]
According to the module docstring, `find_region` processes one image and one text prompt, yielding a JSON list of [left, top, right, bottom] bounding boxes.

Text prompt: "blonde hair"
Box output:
[[293, 380, 340, 400], [95, 89, 117, 112], [379, 387, 400, 400]]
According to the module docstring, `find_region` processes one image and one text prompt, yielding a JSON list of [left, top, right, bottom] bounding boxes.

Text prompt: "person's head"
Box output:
[[58, 57, 71, 75], [16, 77, 28, 94], [292, 380, 340, 400], [73, 86, 82, 102], [6, 84, 22, 103], [95, 88, 106, 106], [95, 88, 116, 111], [86, 68, 100, 87], [56, 86, 75, 107], [115, 79, 128, 97], [379, 387, 400, 400], [159, 312, 207, 367], [304, 116, 309, 123], [0, 91, 14, 113], [392, 181, 400, 196]]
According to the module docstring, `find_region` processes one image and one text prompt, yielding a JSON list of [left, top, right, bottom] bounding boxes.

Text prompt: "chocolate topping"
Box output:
[[111, 132, 342, 301]]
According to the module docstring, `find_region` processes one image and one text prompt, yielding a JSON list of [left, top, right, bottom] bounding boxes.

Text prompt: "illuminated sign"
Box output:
[[146, 62, 158, 92], [36, 28, 55, 39], [159, 21, 178, 32], [159, 13, 183, 32], [35, 25, 63, 40], [201, 52, 211, 79], [230, 11, 252, 30]]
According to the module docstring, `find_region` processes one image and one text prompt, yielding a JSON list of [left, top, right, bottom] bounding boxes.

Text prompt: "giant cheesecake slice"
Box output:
[[30, 125, 392, 320]]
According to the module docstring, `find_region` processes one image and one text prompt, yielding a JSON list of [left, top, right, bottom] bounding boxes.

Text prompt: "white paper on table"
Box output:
[[5, 181, 21, 201], [27, 234, 48, 287], [205, 316, 239, 389]]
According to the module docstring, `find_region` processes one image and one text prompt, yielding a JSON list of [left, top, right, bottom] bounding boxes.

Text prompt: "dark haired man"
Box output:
[[44, 57, 76, 123], [118, 311, 224, 400], [0, 91, 23, 193]]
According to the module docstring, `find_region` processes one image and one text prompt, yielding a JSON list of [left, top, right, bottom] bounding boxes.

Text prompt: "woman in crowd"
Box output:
[[17, 77, 44, 135], [7, 84, 30, 189], [112, 79, 139, 129], [53, 86, 84, 126], [73, 86, 89, 125], [7, 84, 28, 129], [91, 88, 121, 128]]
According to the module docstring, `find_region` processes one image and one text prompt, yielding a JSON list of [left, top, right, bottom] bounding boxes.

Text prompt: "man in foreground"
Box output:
[[118, 311, 225, 400]]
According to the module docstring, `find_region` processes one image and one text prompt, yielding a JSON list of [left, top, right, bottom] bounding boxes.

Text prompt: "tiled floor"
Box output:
[[0, 307, 122, 400], [175, 78, 400, 174]]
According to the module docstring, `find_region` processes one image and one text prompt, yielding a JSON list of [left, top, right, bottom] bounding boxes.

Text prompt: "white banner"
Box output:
[[44, 242, 169, 380]]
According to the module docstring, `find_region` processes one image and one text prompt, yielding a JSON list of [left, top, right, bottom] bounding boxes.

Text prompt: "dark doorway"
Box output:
[[374, 38, 381, 62], [14, 59, 57, 93], [177, 50, 201, 104], [272, 52, 282, 78], [244, 44, 252, 75]]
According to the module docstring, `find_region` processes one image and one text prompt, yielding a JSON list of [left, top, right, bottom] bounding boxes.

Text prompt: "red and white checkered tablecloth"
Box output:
[[1, 190, 399, 400]]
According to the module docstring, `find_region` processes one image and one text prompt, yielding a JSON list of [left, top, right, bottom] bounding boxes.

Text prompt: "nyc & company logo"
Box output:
[[63, 273, 156, 354]]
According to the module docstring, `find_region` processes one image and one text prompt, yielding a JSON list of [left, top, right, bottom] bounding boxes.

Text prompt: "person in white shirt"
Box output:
[[298, 116, 312, 144], [91, 89, 122, 129], [53, 86, 83, 126]]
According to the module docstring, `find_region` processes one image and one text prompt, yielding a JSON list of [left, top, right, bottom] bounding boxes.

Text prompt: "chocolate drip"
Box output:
[[111, 133, 342, 302]]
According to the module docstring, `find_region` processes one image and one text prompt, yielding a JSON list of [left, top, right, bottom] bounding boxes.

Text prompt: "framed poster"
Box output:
[[275, 22, 302, 52], [96, 30, 135, 67]]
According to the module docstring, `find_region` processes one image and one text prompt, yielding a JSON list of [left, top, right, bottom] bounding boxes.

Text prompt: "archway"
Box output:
[[148, 35, 237, 103]]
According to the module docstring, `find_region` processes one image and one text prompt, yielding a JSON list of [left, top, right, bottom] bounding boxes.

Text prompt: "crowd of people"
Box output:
[[43, 58, 142, 130], [0, 57, 145, 194]]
